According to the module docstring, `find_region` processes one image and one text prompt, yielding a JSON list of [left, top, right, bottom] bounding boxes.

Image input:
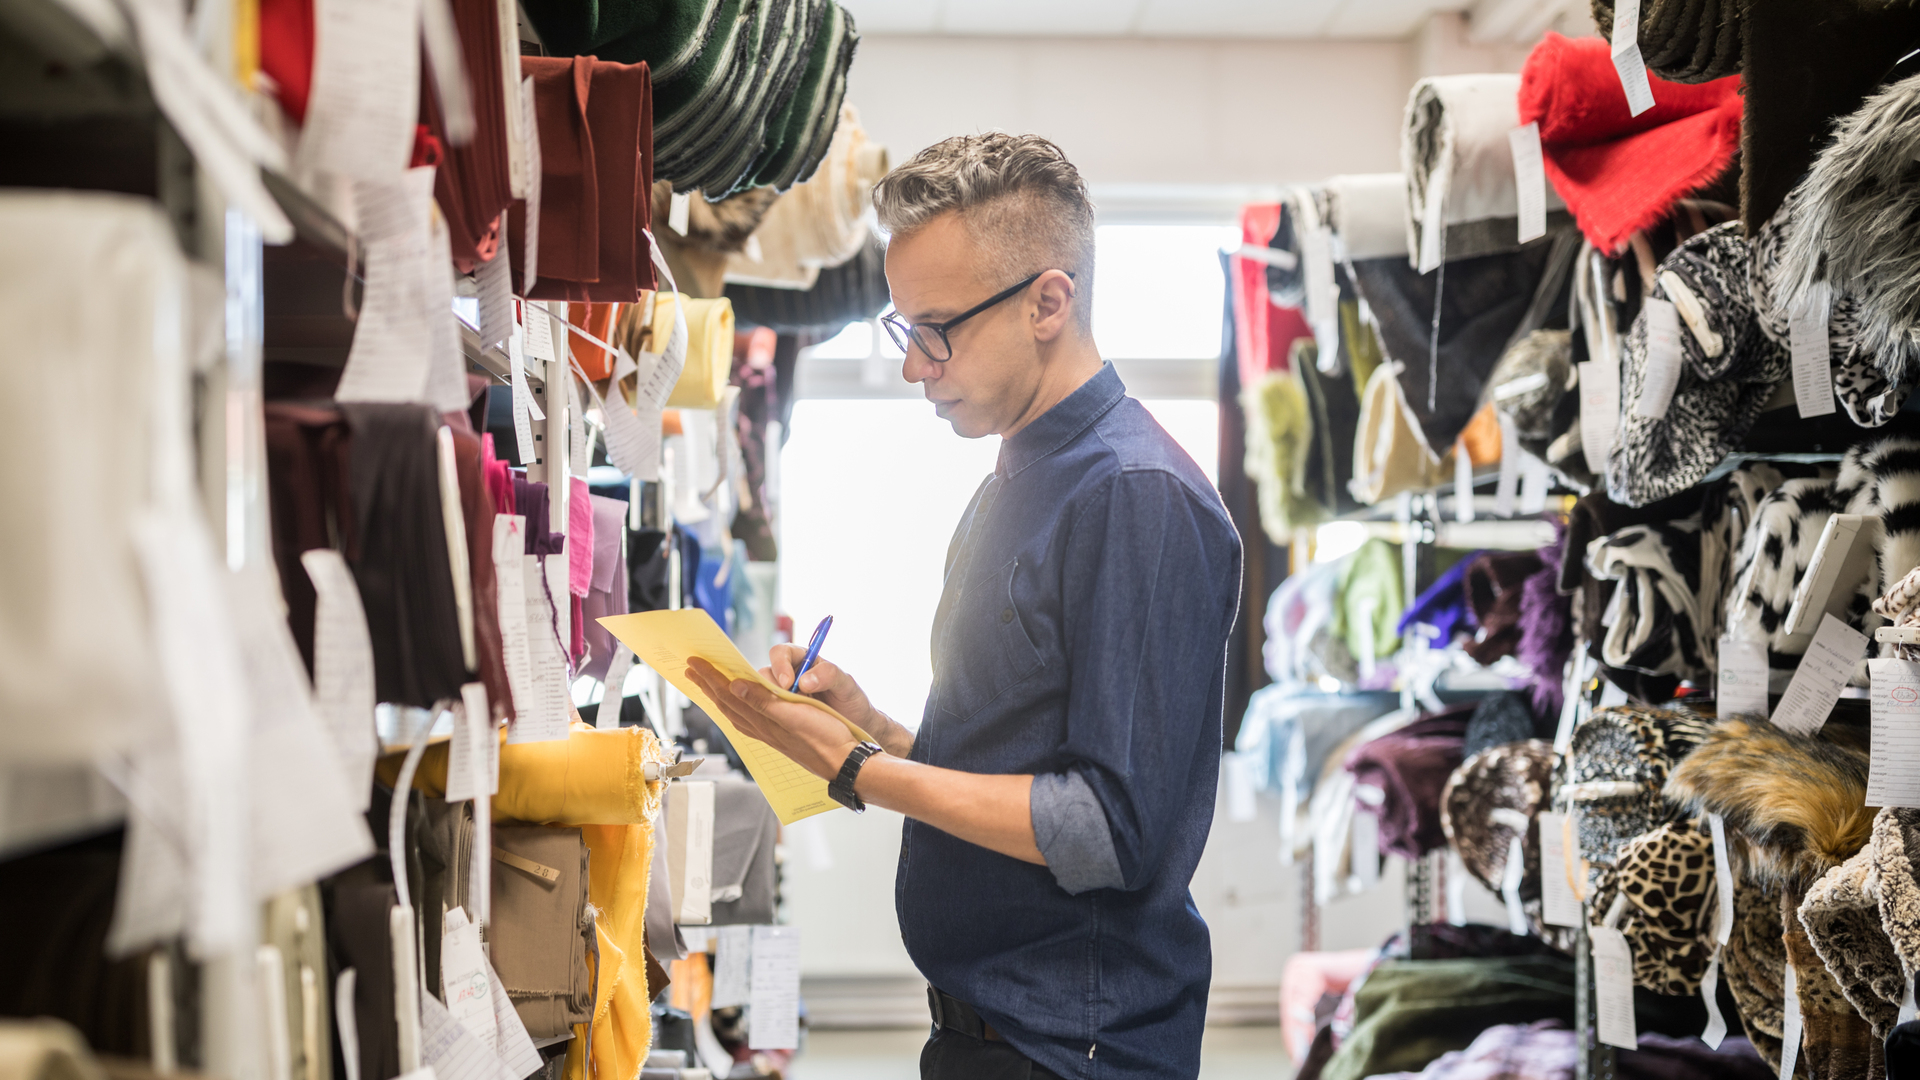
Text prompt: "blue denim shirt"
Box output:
[[896, 363, 1243, 1079]]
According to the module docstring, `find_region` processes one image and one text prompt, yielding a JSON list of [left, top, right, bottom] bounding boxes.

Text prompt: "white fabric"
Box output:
[[724, 105, 887, 290], [1402, 75, 1567, 269], [1327, 173, 1411, 262]]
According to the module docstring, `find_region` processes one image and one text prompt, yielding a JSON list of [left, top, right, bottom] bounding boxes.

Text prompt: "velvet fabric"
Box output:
[[1345, 708, 1470, 859], [1464, 550, 1546, 665]]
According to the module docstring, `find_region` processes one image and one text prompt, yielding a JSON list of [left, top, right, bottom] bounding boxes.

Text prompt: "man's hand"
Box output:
[[686, 657, 861, 781], [765, 643, 880, 732]]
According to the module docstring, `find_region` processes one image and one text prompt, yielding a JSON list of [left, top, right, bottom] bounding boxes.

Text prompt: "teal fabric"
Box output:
[[1319, 957, 1578, 1080]]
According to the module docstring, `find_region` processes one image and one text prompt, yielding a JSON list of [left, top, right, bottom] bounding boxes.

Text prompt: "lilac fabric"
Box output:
[[512, 476, 565, 556], [1345, 707, 1470, 859], [1369, 1020, 1575, 1080], [1396, 552, 1484, 645], [580, 494, 630, 682]]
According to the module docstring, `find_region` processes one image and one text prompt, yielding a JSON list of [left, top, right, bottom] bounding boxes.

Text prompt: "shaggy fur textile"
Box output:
[[1872, 808, 1920, 988], [1590, 0, 1745, 84], [1724, 876, 1789, 1070], [1799, 847, 1903, 1040]]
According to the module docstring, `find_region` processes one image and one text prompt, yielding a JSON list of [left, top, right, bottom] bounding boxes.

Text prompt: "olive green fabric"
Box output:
[[1320, 956, 1578, 1080]]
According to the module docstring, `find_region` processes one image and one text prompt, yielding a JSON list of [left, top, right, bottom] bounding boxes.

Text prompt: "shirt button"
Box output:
[[1001, 608, 1015, 624]]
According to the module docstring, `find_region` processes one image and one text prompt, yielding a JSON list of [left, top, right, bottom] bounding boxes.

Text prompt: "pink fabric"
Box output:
[[568, 477, 594, 599], [1232, 204, 1315, 388], [1280, 950, 1375, 1062], [481, 434, 516, 520]]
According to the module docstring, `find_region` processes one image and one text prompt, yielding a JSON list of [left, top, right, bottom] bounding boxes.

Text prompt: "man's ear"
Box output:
[[1028, 269, 1078, 343]]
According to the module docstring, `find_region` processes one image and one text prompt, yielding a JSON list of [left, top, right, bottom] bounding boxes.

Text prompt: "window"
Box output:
[[1092, 224, 1240, 360]]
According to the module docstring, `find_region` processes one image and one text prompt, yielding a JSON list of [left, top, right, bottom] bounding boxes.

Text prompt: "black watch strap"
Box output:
[[830, 741, 884, 812]]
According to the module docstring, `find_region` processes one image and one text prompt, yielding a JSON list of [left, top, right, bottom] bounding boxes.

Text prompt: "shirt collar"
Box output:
[[995, 362, 1127, 480]]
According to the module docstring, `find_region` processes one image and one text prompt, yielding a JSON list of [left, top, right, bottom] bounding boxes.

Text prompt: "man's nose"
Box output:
[[902, 349, 938, 385]]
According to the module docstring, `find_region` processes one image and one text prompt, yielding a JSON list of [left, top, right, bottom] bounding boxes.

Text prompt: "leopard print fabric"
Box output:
[[1562, 705, 1715, 891], [1589, 818, 1716, 995]]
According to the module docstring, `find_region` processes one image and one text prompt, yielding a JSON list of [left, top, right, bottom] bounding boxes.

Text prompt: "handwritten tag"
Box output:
[[298, 0, 422, 179], [507, 554, 569, 744], [444, 688, 497, 803], [1717, 638, 1770, 718], [1610, 0, 1656, 117], [300, 550, 377, 811], [1537, 811, 1581, 927], [508, 325, 538, 467], [420, 992, 507, 1080], [665, 780, 715, 924], [1708, 813, 1734, 948], [748, 926, 801, 1050], [491, 516, 534, 728], [337, 169, 437, 404], [1635, 298, 1683, 419], [1509, 122, 1548, 244], [1780, 965, 1803, 1080], [1591, 924, 1640, 1049], [1869, 658, 1920, 807], [1791, 281, 1836, 419], [1578, 358, 1620, 477], [602, 351, 662, 481], [1771, 614, 1868, 735], [521, 302, 555, 363], [439, 907, 496, 1050], [712, 925, 751, 1009], [476, 238, 514, 351], [422, 211, 468, 413]]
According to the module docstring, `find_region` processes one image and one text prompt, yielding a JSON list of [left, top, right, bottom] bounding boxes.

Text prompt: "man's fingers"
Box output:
[[767, 643, 803, 687], [795, 655, 841, 695]]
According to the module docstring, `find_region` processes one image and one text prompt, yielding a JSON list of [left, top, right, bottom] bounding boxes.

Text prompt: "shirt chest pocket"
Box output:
[[936, 556, 1046, 724]]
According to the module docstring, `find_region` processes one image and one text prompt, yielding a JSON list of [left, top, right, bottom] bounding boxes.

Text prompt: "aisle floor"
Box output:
[[794, 1025, 1290, 1079]]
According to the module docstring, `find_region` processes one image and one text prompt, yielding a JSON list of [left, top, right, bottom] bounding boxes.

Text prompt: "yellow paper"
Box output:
[[596, 609, 867, 824]]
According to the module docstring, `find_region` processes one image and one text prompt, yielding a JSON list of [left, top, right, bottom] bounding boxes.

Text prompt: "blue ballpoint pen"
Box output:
[[790, 615, 834, 693]]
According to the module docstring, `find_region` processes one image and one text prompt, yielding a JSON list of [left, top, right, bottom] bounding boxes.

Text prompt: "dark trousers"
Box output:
[[920, 1028, 1065, 1079]]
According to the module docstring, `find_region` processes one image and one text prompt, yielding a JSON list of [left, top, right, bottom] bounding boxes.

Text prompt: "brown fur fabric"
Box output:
[[1587, 819, 1717, 994], [1872, 808, 1920, 987], [1784, 882, 1887, 1080], [1663, 719, 1877, 890], [1799, 848, 1903, 1039], [1725, 875, 1788, 1070]]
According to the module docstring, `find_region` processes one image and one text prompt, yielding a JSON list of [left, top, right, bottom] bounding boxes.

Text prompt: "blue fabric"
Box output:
[[897, 364, 1243, 1080], [1028, 770, 1123, 894], [692, 550, 731, 633], [1394, 552, 1483, 644]]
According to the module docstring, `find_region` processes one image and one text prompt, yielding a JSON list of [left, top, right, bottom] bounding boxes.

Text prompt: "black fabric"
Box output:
[[340, 403, 468, 708], [1889, 1017, 1920, 1080], [723, 233, 888, 334], [920, 1028, 1064, 1080], [1350, 238, 1561, 453], [1463, 690, 1548, 759], [323, 859, 400, 1080], [628, 528, 673, 612], [1295, 338, 1363, 519]]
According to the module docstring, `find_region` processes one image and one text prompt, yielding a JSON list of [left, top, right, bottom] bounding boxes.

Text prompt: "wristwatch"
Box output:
[[829, 741, 885, 812]]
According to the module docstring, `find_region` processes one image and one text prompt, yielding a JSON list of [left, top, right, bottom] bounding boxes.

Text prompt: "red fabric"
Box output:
[[510, 57, 599, 288], [1518, 32, 1742, 256], [423, 0, 515, 270], [1232, 204, 1313, 387], [258, 0, 313, 122]]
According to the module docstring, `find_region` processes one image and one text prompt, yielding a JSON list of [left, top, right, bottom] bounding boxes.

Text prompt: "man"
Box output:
[[687, 133, 1241, 1080]]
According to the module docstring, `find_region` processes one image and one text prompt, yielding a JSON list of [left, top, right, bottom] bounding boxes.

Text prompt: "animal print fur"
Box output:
[[1799, 847, 1903, 1040], [1587, 818, 1716, 995], [1563, 705, 1712, 890]]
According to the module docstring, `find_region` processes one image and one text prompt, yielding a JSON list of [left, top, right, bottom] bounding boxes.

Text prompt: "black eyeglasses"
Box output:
[[880, 270, 1075, 362]]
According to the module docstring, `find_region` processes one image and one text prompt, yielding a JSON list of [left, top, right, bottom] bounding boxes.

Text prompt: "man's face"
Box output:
[[884, 212, 1045, 439]]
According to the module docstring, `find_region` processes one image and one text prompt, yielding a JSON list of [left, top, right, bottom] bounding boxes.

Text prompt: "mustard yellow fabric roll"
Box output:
[[381, 723, 669, 826], [564, 821, 653, 1080], [665, 296, 735, 409]]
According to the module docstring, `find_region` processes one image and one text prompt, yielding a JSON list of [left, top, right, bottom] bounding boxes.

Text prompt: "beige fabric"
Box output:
[[1352, 363, 1453, 505], [0, 1020, 106, 1080], [1799, 846, 1903, 1040], [725, 106, 889, 290], [490, 824, 594, 1040]]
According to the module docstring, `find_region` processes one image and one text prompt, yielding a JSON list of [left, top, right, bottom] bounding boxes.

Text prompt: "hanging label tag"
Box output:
[[444, 689, 497, 802], [518, 76, 541, 292], [485, 954, 542, 1079], [300, 550, 378, 812], [1610, 0, 1656, 117], [566, 375, 590, 479], [711, 925, 751, 1009], [1599, 678, 1628, 708], [1537, 811, 1581, 927], [1351, 809, 1381, 889], [439, 907, 497, 1050], [1501, 834, 1530, 935], [1520, 451, 1551, 515], [508, 325, 538, 467], [507, 554, 569, 744], [1494, 413, 1520, 517], [1635, 298, 1684, 419], [668, 190, 692, 236], [492, 515, 534, 728], [297, 0, 422, 179], [336, 170, 438, 405], [1700, 949, 1728, 1049], [1455, 442, 1477, 523], [1578, 358, 1621, 477], [1509, 122, 1548, 244], [666, 780, 715, 924], [598, 645, 635, 730], [1708, 812, 1734, 948], [476, 236, 515, 351], [1901, 976, 1917, 1026], [1591, 924, 1640, 1048], [747, 926, 802, 1050], [1869, 658, 1920, 807], [1780, 965, 1803, 1080], [521, 302, 556, 363], [1717, 638, 1770, 718], [1771, 613, 1868, 736], [1791, 281, 1836, 419]]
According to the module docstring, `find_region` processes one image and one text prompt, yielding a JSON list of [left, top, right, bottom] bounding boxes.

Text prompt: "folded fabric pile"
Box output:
[[724, 105, 888, 289], [1346, 709, 1470, 860], [722, 231, 888, 332], [521, 0, 861, 195], [1517, 33, 1742, 258]]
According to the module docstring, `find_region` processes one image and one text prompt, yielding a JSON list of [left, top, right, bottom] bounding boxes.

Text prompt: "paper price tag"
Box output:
[[1578, 358, 1621, 477], [508, 554, 569, 744], [666, 780, 715, 924], [1780, 965, 1803, 1080], [491, 515, 534, 729], [476, 239, 514, 351], [1771, 614, 1868, 735], [748, 926, 801, 1050], [1537, 811, 1581, 927], [444, 690, 497, 803], [1717, 638, 1770, 718], [1509, 122, 1548, 244], [301, 550, 377, 812], [1869, 658, 1920, 807], [1591, 924, 1640, 1049], [1791, 282, 1836, 419], [298, 0, 421, 180], [439, 908, 496, 1050], [1610, 0, 1656, 116], [1501, 834, 1529, 936], [1635, 298, 1684, 419]]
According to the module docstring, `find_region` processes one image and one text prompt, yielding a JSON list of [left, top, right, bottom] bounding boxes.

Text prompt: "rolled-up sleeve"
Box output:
[[1053, 468, 1242, 892]]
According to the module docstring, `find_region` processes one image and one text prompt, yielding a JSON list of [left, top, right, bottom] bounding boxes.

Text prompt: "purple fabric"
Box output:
[[1396, 552, 1484, 645], [1617, 1035, 1771, 1080], [580, 494, 630, 682], [1517, 520, 1576, 719], [1346, 707, 1471, 859], [512, 476, 566, 556]]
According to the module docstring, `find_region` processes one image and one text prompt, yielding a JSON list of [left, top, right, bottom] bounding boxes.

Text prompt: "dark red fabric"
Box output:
[[510, 56, 599, 290], [1231, 204, 1312, 387], [1518, 32, 1742, 256], [259, 0, 314, 122], [445, 423, 514, 721], [1345, 708, 1471, 860], [264, 403, 356, 674], [422, 0, 514, 269]]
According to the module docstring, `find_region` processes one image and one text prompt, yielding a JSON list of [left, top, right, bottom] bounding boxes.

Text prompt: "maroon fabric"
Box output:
[[1464, 551, 1546, 665], [509, 56, 598, 290], [264, 402, 356, 674], [1346, 708, 1471, 859], [446, 424, 513, 721], [423, 0, 514, 268]]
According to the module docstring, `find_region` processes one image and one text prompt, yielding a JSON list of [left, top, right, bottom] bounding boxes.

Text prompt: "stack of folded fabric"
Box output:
[[507, 56, 657, 302], [723, 231, 888, 333], [521, 0, 861, 196], [724, 105, 888, 289]]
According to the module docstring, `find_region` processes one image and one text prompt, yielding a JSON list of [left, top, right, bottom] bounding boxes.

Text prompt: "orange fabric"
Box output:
[[661, 410, 684, 437], [1458, 403, 1503, 467], [569, 303, 623, 381]]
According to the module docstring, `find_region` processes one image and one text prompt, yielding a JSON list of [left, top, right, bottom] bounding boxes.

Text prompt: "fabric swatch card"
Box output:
[[1591, 925, 1639, 1049], [1771, 614, 1867, 736]]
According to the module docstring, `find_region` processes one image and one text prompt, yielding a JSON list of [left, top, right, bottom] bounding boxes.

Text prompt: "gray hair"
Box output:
[[872, 133, 1096, 329]]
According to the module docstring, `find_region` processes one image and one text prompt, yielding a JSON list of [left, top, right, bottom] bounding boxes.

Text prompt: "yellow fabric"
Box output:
[[378, 723, 668, 826], [1351, 362, 1452, 504], [665, 297, 736, 409], [564, 821, 655, 1080], [1240, 370, 1319, 541]]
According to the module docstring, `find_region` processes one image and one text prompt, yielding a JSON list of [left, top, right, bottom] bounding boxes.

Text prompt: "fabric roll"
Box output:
[[581, 495, 631, 683], [1486, 329, 1572, 461], [744, 1, 856, 192], [518, 0, 726, 84], [1317, 957, 1577, 1080], [548, 59, 656, 303], [1721, 474, 1848, 687], [723, 105, 886, 289], [659, 0, 816, 194], [1463, 691, 1548, 761], [1585, 820, 1717, 995], [1610, 223, 1790, 506], [564, 815, 658, 1080], [567, 303, 626, 383], [568, 477, 594, 601], [723, 231, 889, 333], [1345, 709, 1470, 860], [1363, 1021, 1577, 1080], [393, 722, 670, 826], [1440, 740, 1556, 936], [1349, 362, 1452, 505], [481, 433, 516, 518], [1590, 0, 1746, 85], [265, 403, 356, 673], [1240, 367, 1316, 540], [1723, 875, 1790, 1070], [1231, 203, 1316, 386], [1518, 33, 1743, 256], [665, 297, 736, 408], [1401, 74, 1570, 269], [1561, 705, 1713, 891], [1326, 173, 1409, 262], [709, 777, 779, 924], [323, 862, 400, 1080], [1783, 880, 1885, 1080], [1335, 539, 1405, 682], [1739, 0, 1920, 233], [489, 824, 594, 1040], [1517, 527, 1576, 719], [1870, 808, 1920, 1019], [1464, 551, 1545, 665], [1297, 336, 1365, 521], [340, 403, 468, 708]]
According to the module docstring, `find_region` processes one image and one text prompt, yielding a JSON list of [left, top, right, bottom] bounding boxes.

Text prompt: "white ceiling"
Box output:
[[839, 0, 1517, 39]]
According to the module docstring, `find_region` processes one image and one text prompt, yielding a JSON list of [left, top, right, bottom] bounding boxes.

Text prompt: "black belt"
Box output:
[[928, 987, 1004, 1042]]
